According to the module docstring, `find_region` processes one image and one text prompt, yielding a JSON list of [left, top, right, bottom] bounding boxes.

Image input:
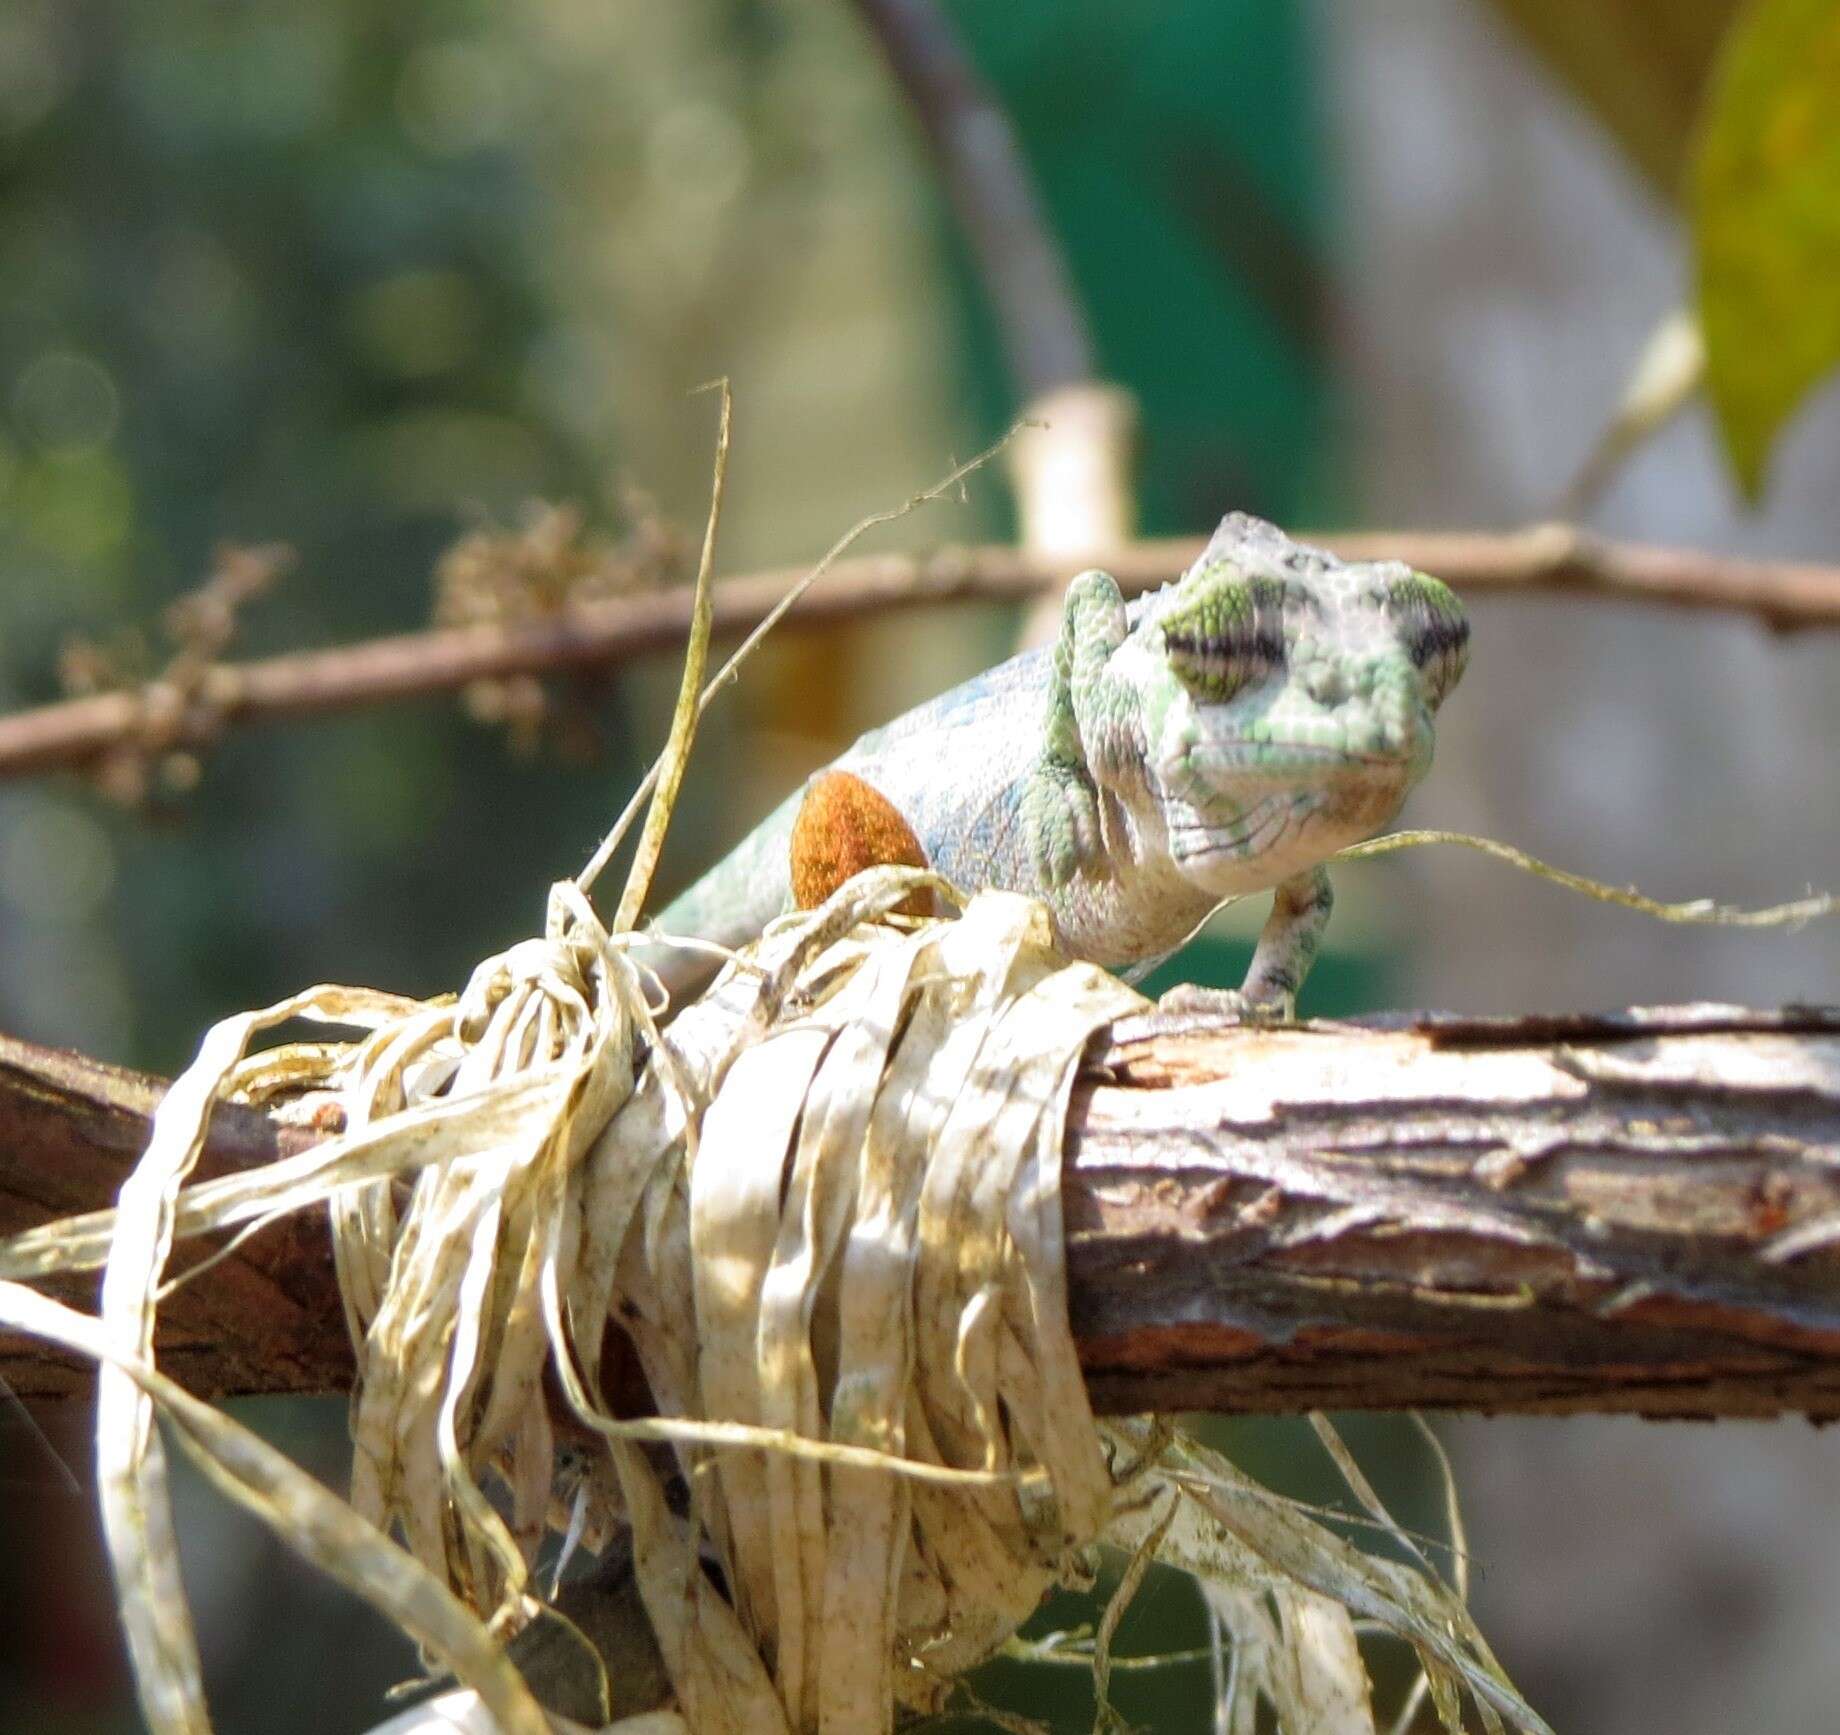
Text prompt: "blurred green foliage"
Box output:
[[0, 0, 639, 1083], [1482, 0, 1840, 498], [948, 0, 1335, 530], [1692, 0, 1840, 496]]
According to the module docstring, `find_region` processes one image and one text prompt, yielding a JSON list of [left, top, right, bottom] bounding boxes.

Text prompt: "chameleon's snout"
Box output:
[[1177, 646, 1434, 783], [1301, 660, 1352, 708]]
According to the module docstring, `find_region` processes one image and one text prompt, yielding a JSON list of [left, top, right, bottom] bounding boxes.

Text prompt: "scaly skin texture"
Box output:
[[650, 513, 1469, 1012]]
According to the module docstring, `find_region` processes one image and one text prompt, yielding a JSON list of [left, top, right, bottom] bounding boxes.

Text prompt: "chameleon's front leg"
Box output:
[[1239, 864, 1333, 1012], [1158, 864, 1334, 1022], [1021, 569, 1130, 886]]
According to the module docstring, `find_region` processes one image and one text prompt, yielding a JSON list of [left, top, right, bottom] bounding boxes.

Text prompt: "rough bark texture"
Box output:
[[0, 1034, 342, 1400], [1071, 1004, 1840, 1419], [4, 1006, 1840, 1419]]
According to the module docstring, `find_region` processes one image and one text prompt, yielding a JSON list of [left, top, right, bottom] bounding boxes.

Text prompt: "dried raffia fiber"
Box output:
[[3, 891, 1559, 1735], [0, 861, 1125, 1727], [0, 862, 1554, 1735], [672, 877, 1143, 1730]]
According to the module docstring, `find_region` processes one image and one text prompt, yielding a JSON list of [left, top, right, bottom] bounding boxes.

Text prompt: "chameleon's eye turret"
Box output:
[[1386, 572, 1470, 709], [1159, 571, 1286, 703]]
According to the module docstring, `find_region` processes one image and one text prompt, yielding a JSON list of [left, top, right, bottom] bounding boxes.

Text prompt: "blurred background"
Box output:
[[1, 0, 1838, 1729]]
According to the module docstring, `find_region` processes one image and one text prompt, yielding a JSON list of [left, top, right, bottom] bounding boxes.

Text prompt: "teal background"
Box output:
[[946, 0, 1335, 532]]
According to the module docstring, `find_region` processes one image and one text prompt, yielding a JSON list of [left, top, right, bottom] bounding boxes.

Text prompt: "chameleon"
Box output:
[[645, 512, 1469, 1014]]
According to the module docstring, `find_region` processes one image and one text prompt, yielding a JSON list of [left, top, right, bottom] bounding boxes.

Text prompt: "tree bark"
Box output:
[[4, 1005, 1840, 1420], [0, 1035, 342, 1400], [1071, 1003, 1840, 1419]]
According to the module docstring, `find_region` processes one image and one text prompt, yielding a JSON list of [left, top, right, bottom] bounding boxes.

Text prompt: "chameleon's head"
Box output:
[[1141, 514, 1469, 894]]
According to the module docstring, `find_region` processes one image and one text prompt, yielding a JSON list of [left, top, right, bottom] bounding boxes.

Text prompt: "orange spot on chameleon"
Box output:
[[789, 770, 936, 917]]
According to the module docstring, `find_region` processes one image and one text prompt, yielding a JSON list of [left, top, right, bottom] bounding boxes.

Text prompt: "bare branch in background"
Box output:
[[8, 1005, 1840, 1421], [54, 542, 295, 803], [0, 524, 1836, 787], [851, 0, 1093, 398]]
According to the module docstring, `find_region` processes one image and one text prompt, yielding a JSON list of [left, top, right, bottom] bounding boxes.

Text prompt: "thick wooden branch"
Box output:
[[1072, 1004, 1840, 1419], [2, 527, 1838, 783], [0, 1036, 342, 1400], [6, 1005, 1840, 1420]]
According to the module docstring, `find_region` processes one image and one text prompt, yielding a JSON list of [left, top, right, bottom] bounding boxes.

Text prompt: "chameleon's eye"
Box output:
[[1386, 572, 1470, 709], [1159, 571, 1286, 702]]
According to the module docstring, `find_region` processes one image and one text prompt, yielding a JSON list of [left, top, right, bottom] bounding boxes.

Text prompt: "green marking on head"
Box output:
[[1383, 571, 1470, 709], [1158, 563, 1288, 703]]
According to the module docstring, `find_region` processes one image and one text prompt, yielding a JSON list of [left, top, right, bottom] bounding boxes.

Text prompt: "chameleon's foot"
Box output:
[[1021, 760, 1105, 888], [1154, 981, 1295, 1028]]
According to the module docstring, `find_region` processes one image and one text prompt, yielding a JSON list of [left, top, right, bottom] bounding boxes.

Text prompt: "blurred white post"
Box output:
[[1009, 381, 1141, 647]]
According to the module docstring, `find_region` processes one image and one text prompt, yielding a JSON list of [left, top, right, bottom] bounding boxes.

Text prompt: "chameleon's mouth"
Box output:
[[1169, 792, 1311, 865], [1168, 762, 1415, 877], [1182, 741, 1419, 777]]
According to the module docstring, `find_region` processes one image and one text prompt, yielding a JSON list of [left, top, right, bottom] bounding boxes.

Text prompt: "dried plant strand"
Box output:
[[97, 990, 359, 1734], [603, 380, 731, 921], [575, 423, 1026, 907], [1340, 828, 1836, 928]]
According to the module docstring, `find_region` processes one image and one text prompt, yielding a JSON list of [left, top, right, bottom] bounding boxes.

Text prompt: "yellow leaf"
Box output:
[[1485, 0, 1741, 192], [1692, 0, 1840, 494]]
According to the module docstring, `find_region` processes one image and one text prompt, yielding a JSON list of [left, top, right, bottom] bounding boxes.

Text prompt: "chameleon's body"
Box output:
[[651, 514, 1469, 1011]]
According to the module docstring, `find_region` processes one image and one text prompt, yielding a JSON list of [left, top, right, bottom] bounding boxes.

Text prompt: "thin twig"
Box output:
[[0, 524, 1837, 785]]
